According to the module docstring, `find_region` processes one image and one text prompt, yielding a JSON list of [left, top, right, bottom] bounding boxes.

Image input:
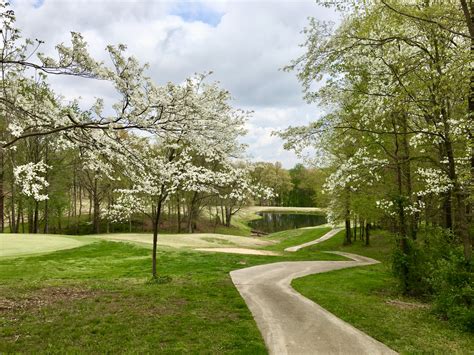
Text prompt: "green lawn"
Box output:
[[1, 226, 471, 353], [0, 231, 340, 353], [263, 226, 331, 251], [292, 230, 474, 354], [0, 234, 95, 258]]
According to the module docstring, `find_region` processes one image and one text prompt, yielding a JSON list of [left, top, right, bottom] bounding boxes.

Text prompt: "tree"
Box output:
[[287, 164, 328, 207], [106, 77, 249, 278], [251, 162, 293, 206], [279, 0, 472, 293]]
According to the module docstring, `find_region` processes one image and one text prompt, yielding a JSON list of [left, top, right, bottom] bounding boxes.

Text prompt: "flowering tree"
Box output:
[[216, 164, 274, 227], [103, 77, 251, 277], [279, 1, 472, 294], [0, 3, 255, 243]]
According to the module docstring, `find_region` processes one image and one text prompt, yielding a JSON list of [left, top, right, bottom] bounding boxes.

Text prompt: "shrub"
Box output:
[[429, 251, 473, 332], [392, 227, 473, 331]]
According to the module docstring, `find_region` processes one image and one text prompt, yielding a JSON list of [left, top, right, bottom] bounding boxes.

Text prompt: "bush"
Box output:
[[392, 238, 431, 297], [429, 251, 473, 332], [392, 227, 473, 331]]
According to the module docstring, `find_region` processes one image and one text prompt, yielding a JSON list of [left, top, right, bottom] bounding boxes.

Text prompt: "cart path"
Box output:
[[230, 251, 397, 355], [284, 227, 344, 252]]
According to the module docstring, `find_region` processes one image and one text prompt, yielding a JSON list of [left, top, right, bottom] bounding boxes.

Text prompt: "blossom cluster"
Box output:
[[13, 161, 50, 201]]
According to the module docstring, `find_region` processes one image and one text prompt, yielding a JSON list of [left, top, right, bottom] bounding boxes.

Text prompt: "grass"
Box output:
[[262, 226, 334, 254], [0, 234, 95, 258], [292, 230, 474, 354], [0, 242, 264, 353], [0, 230, 341, 353], [1, 221, 471, 353]]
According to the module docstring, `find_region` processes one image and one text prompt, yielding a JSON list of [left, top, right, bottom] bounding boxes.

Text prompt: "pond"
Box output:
[[248, 212, 327, 233]]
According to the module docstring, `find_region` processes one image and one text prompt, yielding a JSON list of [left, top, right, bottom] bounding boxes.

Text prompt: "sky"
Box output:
[[11, 0, 338, 168]]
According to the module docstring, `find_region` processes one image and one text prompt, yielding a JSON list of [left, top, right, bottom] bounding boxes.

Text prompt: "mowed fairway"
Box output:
[[0, 234, 95, 258], [0, 226, 346, 353], [0, 232, 275, 260], [0, 229, 342, 353]]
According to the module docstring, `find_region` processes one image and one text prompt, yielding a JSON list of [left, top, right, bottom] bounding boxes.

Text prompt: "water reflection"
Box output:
[[248, 212, 326, 233]]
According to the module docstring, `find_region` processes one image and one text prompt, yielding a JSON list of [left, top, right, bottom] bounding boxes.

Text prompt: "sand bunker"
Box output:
[[95, 233, 274, 250], [195, 248, 279, 256]]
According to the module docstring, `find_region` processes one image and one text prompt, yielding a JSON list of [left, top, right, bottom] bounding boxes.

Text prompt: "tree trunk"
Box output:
[[92, 178, 100, 234], [394, 119, 410, 294], [187, 192, 198, 233], [353, 217, 357, 241], [15, 197, 21, 234], [225, 206, 232, 227], [220, 202, 225, 225], [21, 208, 25, 233], [400, 113, 416, 240], [106, 195, 110, 234], [78, 185, 83, 218], [445, 135, 471, 261], [57, 208, 62, 232], [152, 200, 163, 278], [0, 148, 4, 233], [441, 192, 453, 230], [177, 196, 181, 233], [344, 189, 351, 245], [27, 206, 33, 233], [88, 192, 92, 221], [455, 190, 471, 261], [44, 199, 49, 234], [344, 218, 351, 245], [10, 188, 16, 233], [73, 162, 77, 218], [187, 215, 192, 233], [365, 222, 370, 246], [33, 201, 39, 233]]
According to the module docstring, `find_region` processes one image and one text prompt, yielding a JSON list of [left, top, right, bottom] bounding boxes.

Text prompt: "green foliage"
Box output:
[[281, 0, 473, 333], [286, 164, 329, 207], [391, 238, 429, 296], [391, 228, 474, 331], [429, 251, 473, 332], [251, 162, 293, 206]]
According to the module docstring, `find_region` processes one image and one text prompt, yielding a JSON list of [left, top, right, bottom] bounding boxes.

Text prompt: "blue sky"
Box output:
[[171, 2, 223, 27]]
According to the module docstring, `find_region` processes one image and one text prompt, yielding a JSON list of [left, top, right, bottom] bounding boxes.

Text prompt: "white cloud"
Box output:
[[11, 0, 338, 168]]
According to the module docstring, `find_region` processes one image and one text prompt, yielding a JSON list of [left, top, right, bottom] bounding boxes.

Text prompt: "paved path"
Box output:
[[230, 251, 397, 355], [284, 228, 344, 252]]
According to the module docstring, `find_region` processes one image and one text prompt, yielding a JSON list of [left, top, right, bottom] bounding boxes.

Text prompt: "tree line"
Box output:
[[0, 3, 277, 277], [279, 0, 473, 329]]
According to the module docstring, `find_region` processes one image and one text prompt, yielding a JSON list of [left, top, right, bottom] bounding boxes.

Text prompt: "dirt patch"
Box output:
[[385, 299, 430, 310], [0, 286, 99, 312]]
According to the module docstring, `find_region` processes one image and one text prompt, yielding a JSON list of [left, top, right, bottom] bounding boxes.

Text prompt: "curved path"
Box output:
[[230, 251, 397, 355], [284, 227, 343, 252]]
